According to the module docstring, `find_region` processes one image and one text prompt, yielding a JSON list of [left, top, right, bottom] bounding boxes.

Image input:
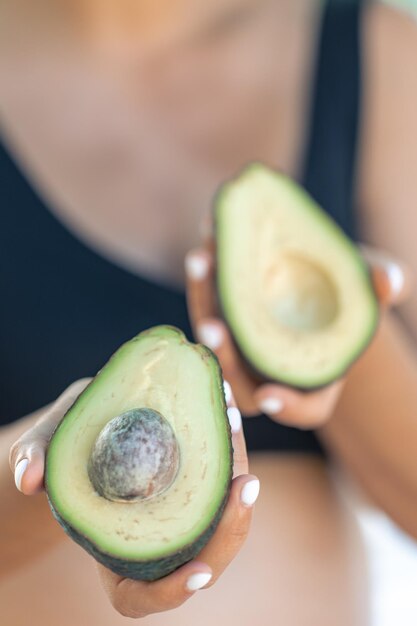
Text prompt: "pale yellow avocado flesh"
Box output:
[[216, 165, 379, 388], [46, 327, 231, 561]]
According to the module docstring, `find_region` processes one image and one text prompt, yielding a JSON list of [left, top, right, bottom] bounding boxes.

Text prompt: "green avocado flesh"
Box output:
[[216, 164, 379, 389], [45, 326, 232, 580]]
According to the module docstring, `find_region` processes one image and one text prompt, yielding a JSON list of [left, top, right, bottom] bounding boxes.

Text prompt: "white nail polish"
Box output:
[[240, 479, 260, 507], [227, 406, 242, 433], [14, 458, 29, 492], [223, 381, 232, 404], [198, 325, 223, 350], [259, 397, 284, 415], [185, 254, 208, 281], [186, 572, 212, 592], [386, 262, 404, 297], [360, 247, 404, 297]]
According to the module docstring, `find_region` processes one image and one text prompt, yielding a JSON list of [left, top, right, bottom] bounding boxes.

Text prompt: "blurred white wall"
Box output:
[[336, 468, 417, 626], [357, 509, 417, 626]]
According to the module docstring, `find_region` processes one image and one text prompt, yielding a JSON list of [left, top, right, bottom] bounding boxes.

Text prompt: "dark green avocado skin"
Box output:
[[46, 487, 230, 581], [45, 326, 233, 581], [213, 165, 380, 392]]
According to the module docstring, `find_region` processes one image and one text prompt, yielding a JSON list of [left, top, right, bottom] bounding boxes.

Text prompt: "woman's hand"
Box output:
[[9, 376, 258, 618], [185, 243, 411, 429]]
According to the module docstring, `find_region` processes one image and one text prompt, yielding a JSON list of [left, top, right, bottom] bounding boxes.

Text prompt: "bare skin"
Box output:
[[1, 456, 367, 626], [1, 0, 417, 623], [0, 0, 320, 284]]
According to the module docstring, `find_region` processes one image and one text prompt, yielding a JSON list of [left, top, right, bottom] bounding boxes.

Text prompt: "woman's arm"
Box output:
[[319, 313, 417, 538], [0, 410, 65, 577], [319, 3, 417, 537], [1, 380, 95, 577]]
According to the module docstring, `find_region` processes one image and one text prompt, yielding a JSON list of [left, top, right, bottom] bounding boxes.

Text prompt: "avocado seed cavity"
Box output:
[[263, 253, 339, 332], [88, 408, 180, 502]]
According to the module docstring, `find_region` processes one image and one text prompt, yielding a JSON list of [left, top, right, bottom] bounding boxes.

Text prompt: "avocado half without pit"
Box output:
[[215, 164, 379, 389], [45, 326, 233, 581]]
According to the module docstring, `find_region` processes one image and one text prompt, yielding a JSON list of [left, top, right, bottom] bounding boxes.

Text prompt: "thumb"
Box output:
[[9, 378, 91, 495]]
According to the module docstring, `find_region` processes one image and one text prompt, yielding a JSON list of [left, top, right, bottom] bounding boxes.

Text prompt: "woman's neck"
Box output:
[[2, 0, 315, 58]]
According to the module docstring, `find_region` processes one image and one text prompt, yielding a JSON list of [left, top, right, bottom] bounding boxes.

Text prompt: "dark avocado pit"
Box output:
[[88, 408, 180, 502], [215, 163, 379, 389], [45, 326, 232, 581]]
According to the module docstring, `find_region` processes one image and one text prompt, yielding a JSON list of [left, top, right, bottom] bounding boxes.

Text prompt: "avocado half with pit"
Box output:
[[45, 326, 233, 581], [215, 164, 379, 389]]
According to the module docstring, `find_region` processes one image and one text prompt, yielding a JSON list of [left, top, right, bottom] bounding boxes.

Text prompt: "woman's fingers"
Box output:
[[185, 248, 217, 325], [198, 318, 260, 416], [9, 378, 91, 495], [361, 245, 412, 306], [98, 474, 259, 619], [185, 247, 259, 415], [195, 473, 259, 583], [98, 560, 214, 619], [254, 379, 345, 429], [224, 380, 248, 477]]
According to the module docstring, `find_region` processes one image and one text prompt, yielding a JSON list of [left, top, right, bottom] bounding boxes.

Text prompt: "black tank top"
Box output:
[[0, 0, 362, 453]]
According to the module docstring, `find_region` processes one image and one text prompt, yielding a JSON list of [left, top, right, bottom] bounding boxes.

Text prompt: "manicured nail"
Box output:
[[14, 458, 29, 492], [198, 324, 223, 350], [223, 381, 232, 404], [259, 397, 284, 415], [185, 254, 209, 281], [227, 406, 242, 433], [240, 479, 260, 507], [361, 247, 404, 297], [386, 262, 404, 297], [186, 572, 212, 592]]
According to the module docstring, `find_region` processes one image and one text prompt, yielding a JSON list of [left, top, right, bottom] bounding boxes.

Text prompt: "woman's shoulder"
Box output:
[[362, 0, 417, 136], [358, 1, 417, 224], [358, 2, 417, 332], [364, 1, 417, 74]]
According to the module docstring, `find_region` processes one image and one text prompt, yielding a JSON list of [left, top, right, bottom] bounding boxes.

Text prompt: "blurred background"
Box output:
[[339, 476, 417, 626], [387, 0, 417, 15]]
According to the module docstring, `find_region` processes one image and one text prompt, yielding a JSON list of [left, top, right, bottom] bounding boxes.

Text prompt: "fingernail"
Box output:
[[227, 406, 242, 433], [240, 479, 260, 507], [223, 381, 232, 404], [186, 572, 212, 592], [259, 397, 284, 415], [361, 248, 405, 298], [198, 324, 223, 350], [386, 262, 404, 297], [185, 254, 209, 281], [14, 458, 29, 492]]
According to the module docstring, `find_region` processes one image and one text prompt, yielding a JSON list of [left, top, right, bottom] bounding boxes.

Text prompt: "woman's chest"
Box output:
[[0, 14, 313, 283]]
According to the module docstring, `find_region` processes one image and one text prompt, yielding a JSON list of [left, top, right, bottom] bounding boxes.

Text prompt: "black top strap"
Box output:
[[301, 0, 363, 238]]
